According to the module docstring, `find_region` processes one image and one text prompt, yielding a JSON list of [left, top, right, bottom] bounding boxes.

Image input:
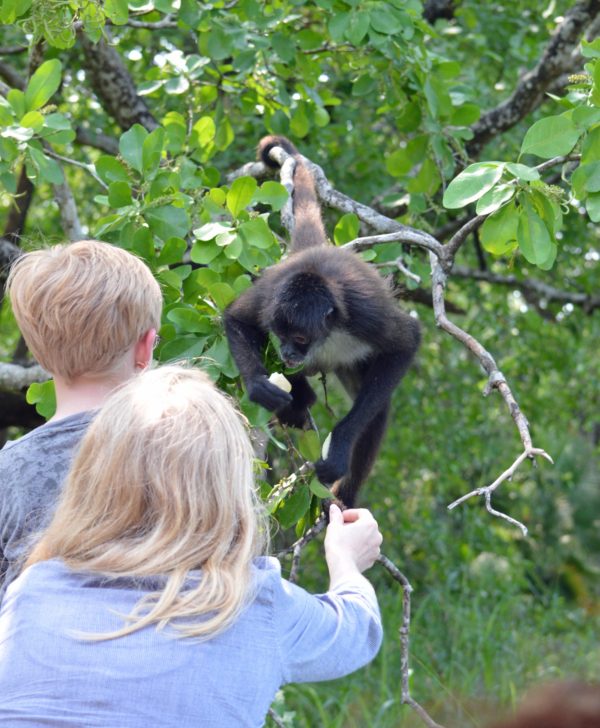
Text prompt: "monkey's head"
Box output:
[[271, 272, 336, 368]]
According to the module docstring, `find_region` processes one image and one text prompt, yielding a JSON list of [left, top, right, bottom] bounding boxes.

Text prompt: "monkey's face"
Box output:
[[277, 330, 312, 369]]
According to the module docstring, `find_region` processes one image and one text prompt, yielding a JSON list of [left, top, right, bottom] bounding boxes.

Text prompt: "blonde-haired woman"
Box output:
[[0, 365, 383, 727]]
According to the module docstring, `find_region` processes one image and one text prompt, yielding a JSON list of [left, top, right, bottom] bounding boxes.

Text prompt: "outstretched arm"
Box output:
[[224, 290, 293, 412]]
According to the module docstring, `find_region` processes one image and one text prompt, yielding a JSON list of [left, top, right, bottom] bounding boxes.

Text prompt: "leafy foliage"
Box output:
[[0, 0, 598, 722]]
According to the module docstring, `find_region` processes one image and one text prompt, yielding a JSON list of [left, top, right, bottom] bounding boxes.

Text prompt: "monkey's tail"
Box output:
[[257, 135, 328, 253]]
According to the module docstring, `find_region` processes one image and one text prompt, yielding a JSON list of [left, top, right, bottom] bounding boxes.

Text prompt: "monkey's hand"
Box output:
[[247, 375, 293, 411], [276, 405, 313, 429], [315, 452, 348, 486]]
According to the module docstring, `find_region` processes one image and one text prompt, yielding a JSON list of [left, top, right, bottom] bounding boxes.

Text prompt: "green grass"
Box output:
[[270, 577, 598, 727]]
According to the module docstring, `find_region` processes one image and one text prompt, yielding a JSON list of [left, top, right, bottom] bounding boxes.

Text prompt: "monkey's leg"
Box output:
[[316, 351, 409, 485], [332, 404, 390, 508]]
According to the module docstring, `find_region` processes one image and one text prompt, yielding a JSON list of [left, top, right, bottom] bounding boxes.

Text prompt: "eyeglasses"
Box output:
[[153, 335, 161, 351]]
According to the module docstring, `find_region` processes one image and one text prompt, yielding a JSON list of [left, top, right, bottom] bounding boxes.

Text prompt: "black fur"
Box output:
[[224, 136, 420, 507]]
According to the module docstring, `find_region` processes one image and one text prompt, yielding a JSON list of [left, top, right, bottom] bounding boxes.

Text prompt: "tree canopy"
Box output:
[[0, 1, 599, 725]]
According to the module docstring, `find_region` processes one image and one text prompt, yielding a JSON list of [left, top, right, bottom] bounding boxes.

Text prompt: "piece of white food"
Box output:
[[321, 432, 332, 459], [268, 372, 292, 393]]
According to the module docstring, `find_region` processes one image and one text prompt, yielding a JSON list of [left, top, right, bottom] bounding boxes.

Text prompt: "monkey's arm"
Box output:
[[224, 291, 293, 412], [276, 373, 317, 428]]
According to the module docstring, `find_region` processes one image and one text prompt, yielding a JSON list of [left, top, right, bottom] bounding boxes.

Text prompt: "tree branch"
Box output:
[[0, 362, 49, 390], [52, 176, 84, 240], [467, 0, 600, 156], [78, 32, 158, 132], [452, 265, 600, 312], [0, 59, 25, 90], [74, 126, 120, 155]]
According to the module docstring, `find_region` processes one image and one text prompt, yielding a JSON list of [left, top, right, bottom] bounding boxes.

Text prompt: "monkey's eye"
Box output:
[[293, 335, 308, 345]]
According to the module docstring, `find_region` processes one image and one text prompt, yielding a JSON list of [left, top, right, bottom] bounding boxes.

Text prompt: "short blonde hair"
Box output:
[[6, 240, 162, 381], [27, 365, 268, 640]]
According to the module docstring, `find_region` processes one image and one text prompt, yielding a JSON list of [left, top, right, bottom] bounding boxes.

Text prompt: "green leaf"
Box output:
[[7, 89, 25, 118], [352, 75, 377, 97], [505, 163, 540, 182], [443, 162, 505, 209], [345, 10, 370, 44], [142, 127, 165, 179], [237, 217, 276, 249], [108, 181, 133, 208], [157, 237, 187, 265], [572, 161, 600, 194], [309, 478, 333, 499], [253, 181, 288, 211], [167, 307, 211, 333], [585, 192, 600, 222], [26, 379, 56, 419], [333, 212, 360, 245], [119, 124, 148, 174], [450, 103, 481, 126], [215, 117, 234, 151], [475, 184, 515, 215], [104, 0, 128, 24], [20, 111, 45, 131], [517, 196, 554, 267], [191, 116, 216, 149], [191, 240, 222, 265], [480, 202, 519, 256], [581, 37, 600, 58], [520, 114, 581, 159], [386, 148, 413, 177], [276, 486, 311, 529], [298, 430, 321, 461], [38, 112, 75, 144], [290, 104, 310, 137], [24, 59, 62, 111], [0, 0, 32, 22], [95, 156, 130, 184], [207, 282, 236, 309], [26, 145, 64, 184], [227, 176, 258, 218], [370, 6, 402, 34], [194, 222, 232, 240], [143, 205, 190, 242]]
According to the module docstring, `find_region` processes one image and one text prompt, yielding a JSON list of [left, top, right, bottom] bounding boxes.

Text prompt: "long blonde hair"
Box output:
[[27, 365, 267, 640]]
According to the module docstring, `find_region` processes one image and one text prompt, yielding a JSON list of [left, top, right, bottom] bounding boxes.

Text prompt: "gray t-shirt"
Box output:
[[0, 411, 94, 601]]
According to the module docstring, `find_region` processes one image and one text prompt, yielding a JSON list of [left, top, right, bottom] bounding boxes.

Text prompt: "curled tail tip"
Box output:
[[257, 135, 298, 168]]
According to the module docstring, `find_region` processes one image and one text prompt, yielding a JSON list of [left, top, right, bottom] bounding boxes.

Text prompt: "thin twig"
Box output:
[[44, 149, 108, 190], [448, 447, 554, 535], [377, 554, 446, 728]]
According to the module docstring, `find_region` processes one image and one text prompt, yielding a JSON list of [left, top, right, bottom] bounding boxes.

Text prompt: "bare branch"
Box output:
[[0, 362, 49, 390], [52, 177, 84, 240], [452, 265, 600, 312], [0, 59, 25, 90], [0, 46, 28, 55], [45, 149, 108, 190], [377, 554, 446, 728], [75, 126, 120, 155], [467, 0, 600, 156], [343, 231, 444, 258], [267, 707, 287, 728], [448, 448, 554, 535]]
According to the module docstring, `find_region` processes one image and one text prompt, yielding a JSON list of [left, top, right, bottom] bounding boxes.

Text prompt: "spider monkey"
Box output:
[[224, 136, 420, 507]]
